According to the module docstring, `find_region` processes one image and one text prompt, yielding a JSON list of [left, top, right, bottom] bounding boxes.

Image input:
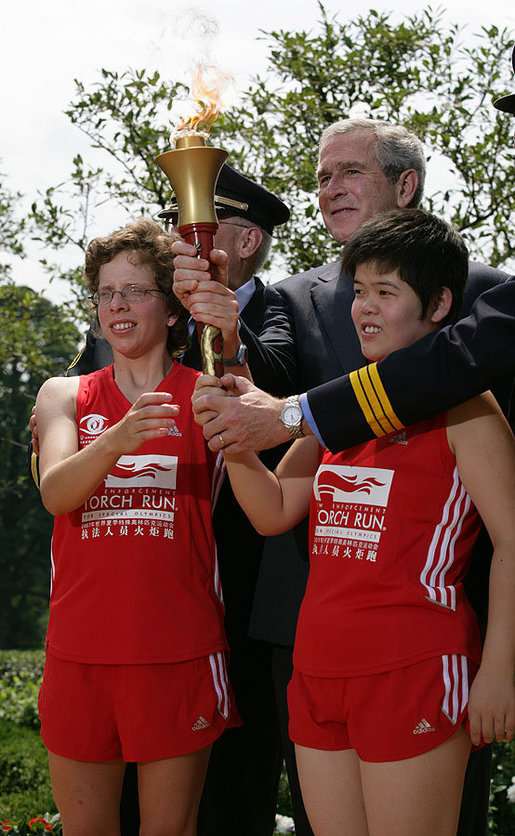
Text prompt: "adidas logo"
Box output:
[[192, 715, 211, 731], [389, 431, 407, 445], [167, 425, 182, 437], [412, 717, 436, 735]]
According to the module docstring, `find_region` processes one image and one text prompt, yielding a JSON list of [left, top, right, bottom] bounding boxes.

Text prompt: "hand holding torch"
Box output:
[[155, 132, 228, 376]]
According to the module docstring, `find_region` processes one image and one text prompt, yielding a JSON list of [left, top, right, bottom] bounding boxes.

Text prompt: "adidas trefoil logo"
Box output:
[[192, 715, 211, 731], [412, 717, 436, 735]]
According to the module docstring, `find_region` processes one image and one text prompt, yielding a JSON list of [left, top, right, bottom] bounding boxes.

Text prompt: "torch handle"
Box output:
[[179, 221, 224, 378]]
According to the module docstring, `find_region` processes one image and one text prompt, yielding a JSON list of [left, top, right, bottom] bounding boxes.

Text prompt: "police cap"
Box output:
[[157, 163, 290, 234]]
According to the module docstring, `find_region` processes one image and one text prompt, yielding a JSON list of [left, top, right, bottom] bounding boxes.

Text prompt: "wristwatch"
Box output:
[[280, 395, 305, 439], [223, 344, 248, 366]]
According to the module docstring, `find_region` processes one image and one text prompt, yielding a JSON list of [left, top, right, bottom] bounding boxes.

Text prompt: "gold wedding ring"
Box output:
[[219, 434, 225, 448]]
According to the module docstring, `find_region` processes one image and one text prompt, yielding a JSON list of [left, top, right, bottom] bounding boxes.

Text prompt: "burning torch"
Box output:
[[155, 66, 229, 377]]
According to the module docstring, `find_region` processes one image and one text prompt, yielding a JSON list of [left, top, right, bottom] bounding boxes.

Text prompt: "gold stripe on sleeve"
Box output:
[[350, 367, 389, 437], [368, 364, 404, 432], [350, 364, 404, 437]]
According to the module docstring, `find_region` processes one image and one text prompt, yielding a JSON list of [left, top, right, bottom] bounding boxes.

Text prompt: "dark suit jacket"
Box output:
[[244, 261, 514, 647], [208, 279, 279, 648], [241, 261, 362, 395]]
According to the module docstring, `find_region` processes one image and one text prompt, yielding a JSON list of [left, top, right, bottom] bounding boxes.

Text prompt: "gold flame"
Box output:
[[175, 63, 231, 137]]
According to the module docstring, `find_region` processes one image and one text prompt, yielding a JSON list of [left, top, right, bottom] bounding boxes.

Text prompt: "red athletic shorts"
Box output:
[[288, 654, 479, 762], [39, 651, 238, 762]]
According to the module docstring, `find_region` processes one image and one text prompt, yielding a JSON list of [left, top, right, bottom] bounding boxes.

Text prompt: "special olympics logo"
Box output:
[[80, 413, 108, 435]]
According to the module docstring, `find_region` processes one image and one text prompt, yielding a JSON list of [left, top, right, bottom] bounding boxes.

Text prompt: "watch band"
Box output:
[[280, 395, 305, 439], [288, 423, 305, 439], [223, 344, 248, 366]]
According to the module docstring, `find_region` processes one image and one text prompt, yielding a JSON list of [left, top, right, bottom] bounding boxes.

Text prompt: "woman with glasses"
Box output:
[[35, 219, 235, 836]]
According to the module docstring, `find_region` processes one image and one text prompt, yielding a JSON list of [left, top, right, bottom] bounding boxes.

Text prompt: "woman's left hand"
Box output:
[[468, 663, 515, 745]]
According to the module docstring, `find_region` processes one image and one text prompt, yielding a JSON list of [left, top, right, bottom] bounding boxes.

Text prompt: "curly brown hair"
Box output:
[[84, 219, 188, 357]]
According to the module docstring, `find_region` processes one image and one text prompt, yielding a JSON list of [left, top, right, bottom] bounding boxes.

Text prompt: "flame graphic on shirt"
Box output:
[[315, 469, 385, 499], [104, 454, 178, 490], [108, 461, 172, 481]]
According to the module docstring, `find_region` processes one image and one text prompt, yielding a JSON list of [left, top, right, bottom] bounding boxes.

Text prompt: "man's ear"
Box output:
[[396, 169, 419, 208], [429, 287, 453, 324], [238, 226, 263, 259]]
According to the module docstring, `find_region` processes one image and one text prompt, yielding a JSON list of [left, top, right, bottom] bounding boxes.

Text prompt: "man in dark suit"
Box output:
[[174, 114, 514, 835], [303, 58, 515, 455], [34, 164, 291, 836]]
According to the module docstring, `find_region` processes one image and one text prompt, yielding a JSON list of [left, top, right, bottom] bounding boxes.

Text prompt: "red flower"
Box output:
[[29, 819, 52, 832]]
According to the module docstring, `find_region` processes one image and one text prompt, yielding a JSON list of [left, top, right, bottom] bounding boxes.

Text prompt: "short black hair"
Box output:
[[341, 209, 469, 326]]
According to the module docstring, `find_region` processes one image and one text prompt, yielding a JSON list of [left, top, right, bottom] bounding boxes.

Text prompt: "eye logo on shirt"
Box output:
[[80, 413, 109, 435]]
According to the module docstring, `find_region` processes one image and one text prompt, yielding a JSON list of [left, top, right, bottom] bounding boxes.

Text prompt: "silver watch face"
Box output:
[[282, 401, 302, 428]]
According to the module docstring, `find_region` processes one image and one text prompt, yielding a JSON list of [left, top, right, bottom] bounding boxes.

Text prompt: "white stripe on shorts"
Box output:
[[209, 651, 229, 719], [441, 654, 470, 724]]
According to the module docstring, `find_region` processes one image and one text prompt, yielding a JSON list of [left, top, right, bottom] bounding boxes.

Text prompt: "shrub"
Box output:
[[0, 652, 45, 688], [489, 740, 515, 834], [0, 720, 57, 824]]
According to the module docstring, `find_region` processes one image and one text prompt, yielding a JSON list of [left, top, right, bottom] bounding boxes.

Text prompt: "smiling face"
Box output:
[[97, 250, 173, 359], [317, 131, 410, 243], [351, 261, 442, 363]]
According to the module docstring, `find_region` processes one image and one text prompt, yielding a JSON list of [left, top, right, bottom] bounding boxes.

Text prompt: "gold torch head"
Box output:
[[155, 136, 228, 227]]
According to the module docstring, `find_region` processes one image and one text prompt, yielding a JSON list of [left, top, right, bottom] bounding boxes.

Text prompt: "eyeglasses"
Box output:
[[91, 285, 166, 306]]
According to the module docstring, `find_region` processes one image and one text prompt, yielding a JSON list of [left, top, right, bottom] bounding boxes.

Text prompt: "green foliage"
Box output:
[[0, 653, 59, 830], [0, 682, 39, 731], [218, 4, 515, 272], [66, 69, 188, 211], [0, 171, 25, 281], [0, 652, 43, 730], [277, 762, 293, 817], [0, 720, 58, 827], [0, 290, 81, 649], [0, 652, 45, 686], [490, 740, 515, 834], [27, 6, 515, 288], [28, 69, 188, 304], [1, 817, 61, 835]]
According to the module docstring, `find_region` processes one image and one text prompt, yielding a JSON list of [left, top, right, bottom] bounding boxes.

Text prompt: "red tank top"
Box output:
[[294, 414, 482, 677], [46, 363, 227, 664]]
